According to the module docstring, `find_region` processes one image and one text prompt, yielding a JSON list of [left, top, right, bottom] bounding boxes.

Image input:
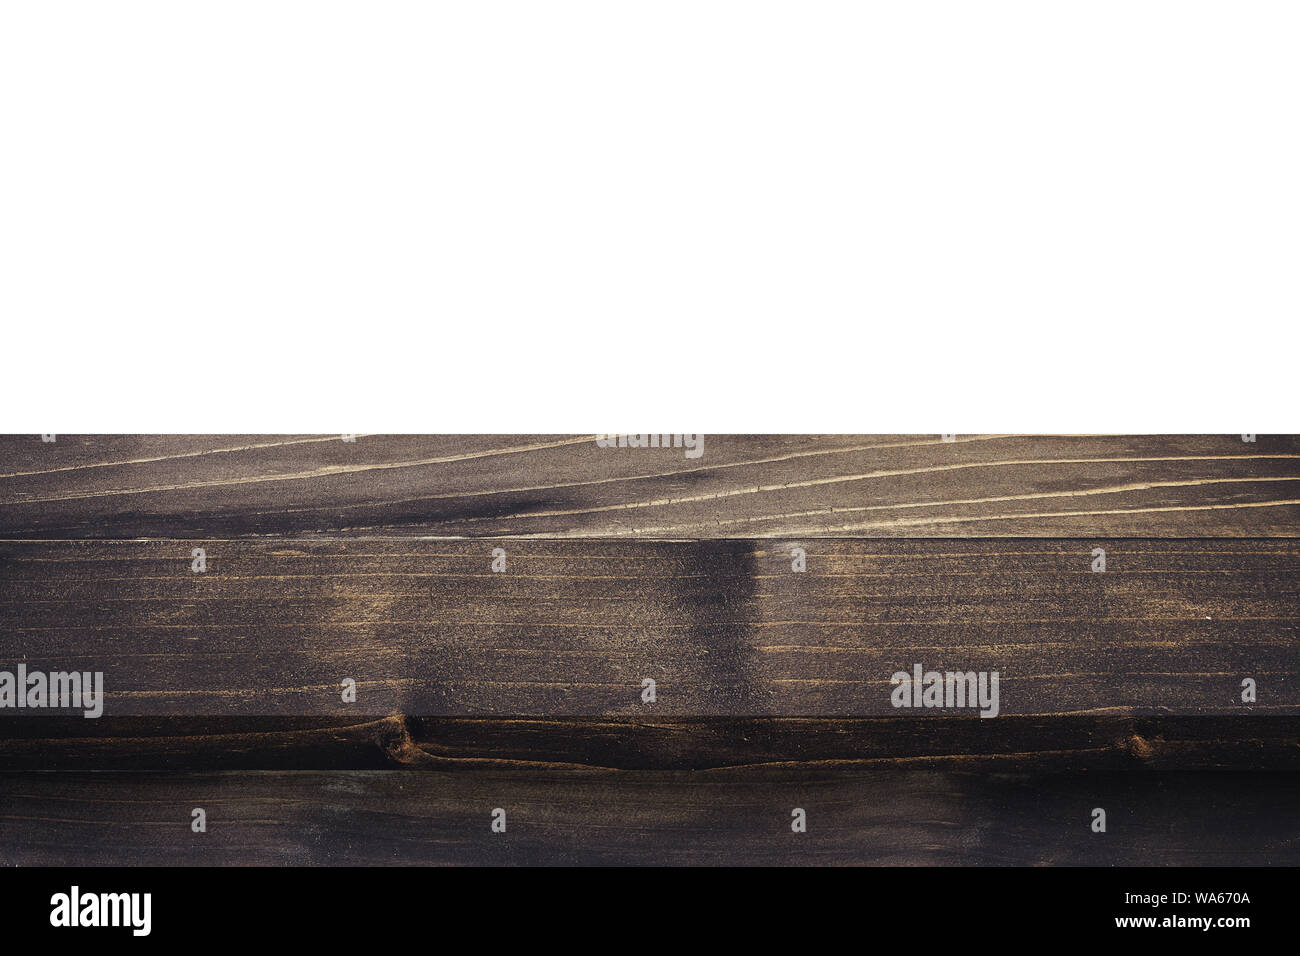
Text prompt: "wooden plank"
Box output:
[[1, 769, 1294, 866], [2, 715, 1296, 772], [3, 434, 1299, 538], [1, 538, 1295, 717]]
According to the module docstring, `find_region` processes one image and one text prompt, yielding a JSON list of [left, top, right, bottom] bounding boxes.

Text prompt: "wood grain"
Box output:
[[1, 538, 1294, 717], [2, 715, 1296, 772], [3, 435, 1297, 868], [3, 434, 1299, 538], [1, 769, 1294, 866]]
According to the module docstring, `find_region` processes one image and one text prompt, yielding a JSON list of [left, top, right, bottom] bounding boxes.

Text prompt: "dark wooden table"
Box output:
[[2, 434, 1296, 864]]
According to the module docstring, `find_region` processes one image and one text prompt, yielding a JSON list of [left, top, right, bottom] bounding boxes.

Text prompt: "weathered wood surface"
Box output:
[[2, 434, 1299, 538], [1, 769, 1294, 866], [1, 539, 1294, 716], [2, 715, 1296, 772], [3, 436, 1297, 868]]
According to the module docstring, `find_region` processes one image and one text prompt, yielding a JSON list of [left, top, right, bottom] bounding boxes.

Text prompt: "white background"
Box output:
[[1, 2, 1296, 432]]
